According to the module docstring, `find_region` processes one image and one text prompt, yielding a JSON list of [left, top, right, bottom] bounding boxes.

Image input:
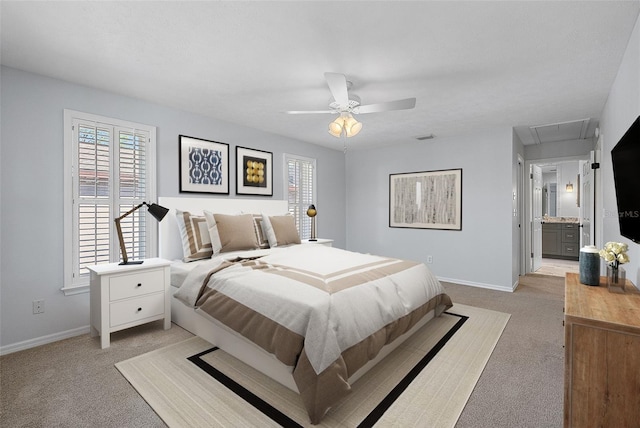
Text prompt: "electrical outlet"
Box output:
[[426, 255, 433, 264], [33, 299, 45, 314]]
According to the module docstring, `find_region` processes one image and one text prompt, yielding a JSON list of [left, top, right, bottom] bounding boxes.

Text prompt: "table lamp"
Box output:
[[306, 204, 317, 241], [115, 202, 169, 265]]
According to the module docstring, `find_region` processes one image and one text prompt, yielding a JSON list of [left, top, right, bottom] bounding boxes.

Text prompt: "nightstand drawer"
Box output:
[[110, 293, 165, 327], [109, 270, 164, 301]]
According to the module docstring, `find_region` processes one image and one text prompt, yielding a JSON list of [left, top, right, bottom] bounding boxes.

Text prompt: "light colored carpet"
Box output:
[[116, 303, 509, 427]]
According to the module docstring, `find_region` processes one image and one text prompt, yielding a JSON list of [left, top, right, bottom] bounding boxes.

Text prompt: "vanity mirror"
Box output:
[[539, 161, 579, 218]]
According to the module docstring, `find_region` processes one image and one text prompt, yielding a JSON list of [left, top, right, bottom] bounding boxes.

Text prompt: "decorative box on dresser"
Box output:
[[563, 272, 640, 427], [88, 258, 172, 348]]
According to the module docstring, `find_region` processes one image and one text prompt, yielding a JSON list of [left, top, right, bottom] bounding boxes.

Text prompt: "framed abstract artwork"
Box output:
[[236, 146, 273, 196], [389, 168, 462, 230], [179, 135, 229, 194]]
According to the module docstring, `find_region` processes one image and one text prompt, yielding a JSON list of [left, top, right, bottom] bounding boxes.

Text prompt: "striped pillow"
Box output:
[[252, 214, 270, 249], [175, 210, 212, 262]]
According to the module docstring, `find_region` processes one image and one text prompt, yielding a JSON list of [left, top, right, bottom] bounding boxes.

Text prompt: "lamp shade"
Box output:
[[344, 115, 362, 137], [147, 203, 169, 222], [306, 204, 317, 217], [328, 118, 344, 137]]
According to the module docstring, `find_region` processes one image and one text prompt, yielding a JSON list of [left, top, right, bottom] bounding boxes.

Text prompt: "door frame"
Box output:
[[523, 154, 590, 275], [518, 155, 526, 276]]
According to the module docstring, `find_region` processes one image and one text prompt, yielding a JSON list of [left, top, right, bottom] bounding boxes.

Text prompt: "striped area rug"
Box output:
[[116, 304, 509, 427]]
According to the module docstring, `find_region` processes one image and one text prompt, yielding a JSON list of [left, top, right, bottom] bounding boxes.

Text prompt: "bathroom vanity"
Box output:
[[542, 218, 579, 260]]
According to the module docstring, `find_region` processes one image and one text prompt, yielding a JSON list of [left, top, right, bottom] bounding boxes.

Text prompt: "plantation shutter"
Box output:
[[116, 128, 149, 263], [286, 154, 316, 239], [66, 112, 156, 292], [75, 122, 112, 277]]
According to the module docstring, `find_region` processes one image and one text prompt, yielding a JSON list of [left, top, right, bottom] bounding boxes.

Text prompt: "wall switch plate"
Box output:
[[426, 255, 433, 264], [33, 299, 44, 314]]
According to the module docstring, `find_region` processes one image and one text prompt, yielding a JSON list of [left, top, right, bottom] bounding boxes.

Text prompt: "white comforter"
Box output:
[[176, 244, 448, 375]]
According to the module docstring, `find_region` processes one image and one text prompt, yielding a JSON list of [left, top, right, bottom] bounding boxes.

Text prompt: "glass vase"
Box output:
[[607, 265, 626, 293]]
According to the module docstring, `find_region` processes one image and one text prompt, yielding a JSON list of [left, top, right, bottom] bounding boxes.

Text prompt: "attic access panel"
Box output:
[[530, 119, 590, 144]]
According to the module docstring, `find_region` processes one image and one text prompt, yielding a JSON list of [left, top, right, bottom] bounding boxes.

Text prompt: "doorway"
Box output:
[[525, 154, 592, 277]]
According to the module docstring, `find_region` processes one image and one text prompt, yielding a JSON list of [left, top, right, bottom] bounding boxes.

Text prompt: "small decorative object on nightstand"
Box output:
[[88, 258, 171, 348], [306, 204, 317, 241]]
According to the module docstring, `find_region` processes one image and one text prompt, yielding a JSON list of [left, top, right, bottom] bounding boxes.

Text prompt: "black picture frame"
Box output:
[[235, 146, 273, 196], [179, 135, 229, 194]]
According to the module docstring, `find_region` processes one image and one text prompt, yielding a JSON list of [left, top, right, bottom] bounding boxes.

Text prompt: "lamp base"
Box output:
[[119, 260, 145, 265]]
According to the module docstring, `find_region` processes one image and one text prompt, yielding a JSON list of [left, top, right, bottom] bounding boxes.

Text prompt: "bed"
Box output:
[[158, 197, 452, 424]]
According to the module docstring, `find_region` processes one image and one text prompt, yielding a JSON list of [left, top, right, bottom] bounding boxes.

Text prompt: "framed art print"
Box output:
[[236, 146, 273, 196], [389, 168, 462, 230], [179, 135, 229, 194]]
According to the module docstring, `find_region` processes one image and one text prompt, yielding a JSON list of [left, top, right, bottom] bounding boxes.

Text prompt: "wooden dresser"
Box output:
[[564, 273, 640, 427]]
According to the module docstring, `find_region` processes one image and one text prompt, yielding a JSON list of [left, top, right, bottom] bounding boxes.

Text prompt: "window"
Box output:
[[285, 154, 316, 239], [63, 110, 157, 294]]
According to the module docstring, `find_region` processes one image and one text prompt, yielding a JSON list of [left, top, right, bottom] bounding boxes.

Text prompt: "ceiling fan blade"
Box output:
[[353, 98, 417, 114], [284, 110, 336, 114], [324, 72, 349, 108]]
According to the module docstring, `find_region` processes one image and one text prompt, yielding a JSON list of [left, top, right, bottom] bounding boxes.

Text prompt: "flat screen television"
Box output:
[[611, 115, 640, 243]]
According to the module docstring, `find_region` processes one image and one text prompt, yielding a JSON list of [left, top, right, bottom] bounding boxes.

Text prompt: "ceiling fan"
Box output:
[[285, 72, 417, 138]]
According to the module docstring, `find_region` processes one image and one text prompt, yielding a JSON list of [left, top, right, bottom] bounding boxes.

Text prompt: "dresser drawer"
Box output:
[[109, 270, 164, 301], [110, 293, 165, 327]]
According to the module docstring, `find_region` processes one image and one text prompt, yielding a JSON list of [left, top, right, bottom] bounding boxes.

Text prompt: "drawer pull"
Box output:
[[567, 247, 574, 251]]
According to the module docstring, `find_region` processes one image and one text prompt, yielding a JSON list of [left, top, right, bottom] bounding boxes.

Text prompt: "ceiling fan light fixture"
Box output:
[[344, 114, 362, 137], [328, 117, 344, 137], [329, 113, 362, 138]]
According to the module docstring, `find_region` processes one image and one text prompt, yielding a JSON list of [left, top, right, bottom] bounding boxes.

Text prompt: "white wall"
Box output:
[[0, 66, 346, 352], [345, 127, 515, 291], [556, 161, 580, 217], [598, 13, 640, 287]]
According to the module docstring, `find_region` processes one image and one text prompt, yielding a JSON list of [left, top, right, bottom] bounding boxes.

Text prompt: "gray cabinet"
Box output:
[[542, 222, 579, 260]]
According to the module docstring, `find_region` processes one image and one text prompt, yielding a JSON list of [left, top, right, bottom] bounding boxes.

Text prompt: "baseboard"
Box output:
[[0, 325, 90, 356], [437, 276, 515, 293]]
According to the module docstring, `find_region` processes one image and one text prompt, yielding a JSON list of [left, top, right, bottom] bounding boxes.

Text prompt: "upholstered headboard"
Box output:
[[158, 197, 289, 261]]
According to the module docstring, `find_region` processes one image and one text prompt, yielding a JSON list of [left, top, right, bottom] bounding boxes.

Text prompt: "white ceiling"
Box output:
[[2, 1, 639, 151]]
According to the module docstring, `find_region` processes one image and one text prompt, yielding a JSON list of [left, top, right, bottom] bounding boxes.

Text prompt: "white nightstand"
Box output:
[[301, 238, 333, 247], [88, 258, 171, 348]]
